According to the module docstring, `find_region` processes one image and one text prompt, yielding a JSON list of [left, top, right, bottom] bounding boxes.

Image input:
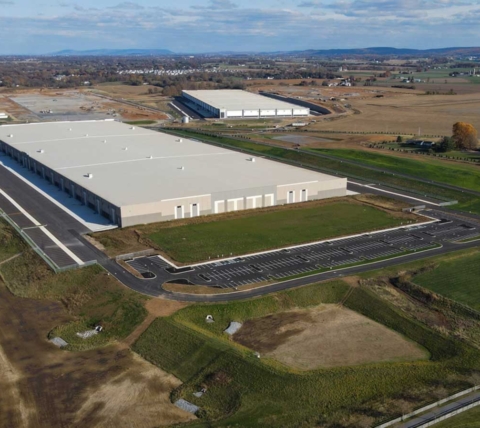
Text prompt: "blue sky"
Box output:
[[1, 0, 479, 54]]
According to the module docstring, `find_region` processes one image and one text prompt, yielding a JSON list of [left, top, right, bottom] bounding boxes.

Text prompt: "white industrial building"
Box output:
[[0, 120, 346, 227], [182, 90, 310, 119]]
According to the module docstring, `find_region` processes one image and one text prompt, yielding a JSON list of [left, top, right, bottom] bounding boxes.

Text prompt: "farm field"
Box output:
[[95, 197, 417, 263], [233, 305, 428, 369], [313, 149, 480, 193], [434, 404, 480, 427], [310, 93, 480, 135], [414, 251, 480, 311], [133, 272, 480, 427]]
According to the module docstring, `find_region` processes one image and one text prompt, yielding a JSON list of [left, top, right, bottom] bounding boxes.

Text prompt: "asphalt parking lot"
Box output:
[[126, 209, 480, 289]]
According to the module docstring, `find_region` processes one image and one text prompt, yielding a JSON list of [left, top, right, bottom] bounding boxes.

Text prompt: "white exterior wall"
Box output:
[[243, 110, 259, 117], [227, 110, 243, 117], [260, 109, 276, 116], [293, 109, 309, 116], [276, 109, 293, 116]]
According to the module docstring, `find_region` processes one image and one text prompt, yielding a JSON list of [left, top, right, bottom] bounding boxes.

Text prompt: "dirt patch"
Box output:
[[74, 353, 194, 428], [145, 298, 189, 317], [234, 306, 428, 369], [0, 282, 193, 428]]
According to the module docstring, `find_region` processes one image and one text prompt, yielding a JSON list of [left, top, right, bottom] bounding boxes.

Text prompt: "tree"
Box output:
[[452, 122, 479, 150], [396, 135, 403, 143], [437, 136, 455, 152]]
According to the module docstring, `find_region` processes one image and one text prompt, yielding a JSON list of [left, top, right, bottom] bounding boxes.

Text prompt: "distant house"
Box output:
[[406, 139, 436, 148]]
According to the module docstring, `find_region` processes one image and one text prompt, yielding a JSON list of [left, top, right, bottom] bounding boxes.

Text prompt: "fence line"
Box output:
[[413, 397, 480, 428], [375, 386, 480, 428]]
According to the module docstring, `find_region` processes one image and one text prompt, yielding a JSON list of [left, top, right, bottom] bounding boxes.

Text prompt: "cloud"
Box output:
[[2, 0, 480, 54], [193, 0, 238, 10], [109, 2, 144, 9], [298, 1, 322, 7]]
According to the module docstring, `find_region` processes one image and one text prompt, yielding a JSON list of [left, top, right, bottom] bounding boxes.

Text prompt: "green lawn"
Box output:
[[414, 252, 480, 311], [148, 201, 410, 263], [133, 279, 478, 427], [166, 129, 480, 216], [314, 149, 480, 194], [435, 404, 480, 427]]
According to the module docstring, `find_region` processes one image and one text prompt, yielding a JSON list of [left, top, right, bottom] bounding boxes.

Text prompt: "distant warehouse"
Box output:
[[0, 120, 345, 227], [182, 89, 310, 119]]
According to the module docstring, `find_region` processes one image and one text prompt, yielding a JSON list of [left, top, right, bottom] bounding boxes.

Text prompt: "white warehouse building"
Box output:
[[182, 89, 310, 119], [0, 120, 346, 228]]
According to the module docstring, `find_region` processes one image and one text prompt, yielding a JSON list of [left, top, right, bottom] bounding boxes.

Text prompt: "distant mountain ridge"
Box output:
[[51, 49, 174, 56], [48, 46, 480, 57], [281, 47, 480, 57]]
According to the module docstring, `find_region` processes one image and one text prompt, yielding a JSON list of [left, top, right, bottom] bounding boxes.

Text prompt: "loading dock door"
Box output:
[[191, 203, 199, 217], [175, 205, 184, 219], [287, 190, 295, 204], [301, 189, 308, 202]]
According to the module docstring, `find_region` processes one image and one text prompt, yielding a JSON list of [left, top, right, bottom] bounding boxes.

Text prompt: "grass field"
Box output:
[[0, 223, 148, 350], [414, 251, 480, 311], [168, 129, 480, 216], [133, 276, 480, 427], [95, 196, 417, 263], [435, 404, 480, 427], [147, 200, 410, 263], [314, 149, 480, 194]]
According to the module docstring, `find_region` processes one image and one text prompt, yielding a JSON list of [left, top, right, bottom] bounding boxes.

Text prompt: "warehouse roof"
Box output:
[[182, 89, 305, 112], [0, 120, 339, 207]]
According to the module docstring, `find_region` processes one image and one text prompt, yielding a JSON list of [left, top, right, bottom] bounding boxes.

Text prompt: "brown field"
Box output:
[[92, 83, 174, 116], [0, 282, 194, 428], [233, 305, 428, 369], [310, 93, 480, 135]]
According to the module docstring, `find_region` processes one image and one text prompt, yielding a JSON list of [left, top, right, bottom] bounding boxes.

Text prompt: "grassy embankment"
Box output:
[[167, 129, 480, 215], [134, 269, 480, 427], [313, 149, 480, 194], [95, 198, 416, 263], [0, 220, 147, 350], [414, 251, 480, 311]]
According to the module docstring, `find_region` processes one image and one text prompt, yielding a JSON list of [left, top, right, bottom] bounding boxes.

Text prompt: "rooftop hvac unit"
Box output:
[[148, 155, 153, 159], [69, 128, 72, 131], [103, 140, 107, 143], [38, 149, 44, 153], [176, 139, 183, 143], [86, 173, 93, 179], [179, 166, 185, 170], [130, 126, 135, 130], [7, 134, 13, 138], [249, 157, 256, 162], [123, 147, 128, 151], [85, 134, 89, 137]]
